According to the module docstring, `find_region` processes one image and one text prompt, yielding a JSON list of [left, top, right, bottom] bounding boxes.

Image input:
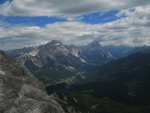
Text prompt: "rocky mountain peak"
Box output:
[[87, 40, 102, 48], [45, 40, 63, 47], [39, 40, 67, 53]]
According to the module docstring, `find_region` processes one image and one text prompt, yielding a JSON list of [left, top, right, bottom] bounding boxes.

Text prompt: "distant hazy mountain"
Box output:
[[10, 40, 114, 85], [104, 45, 149, 58], [0, 50, 64, 113]]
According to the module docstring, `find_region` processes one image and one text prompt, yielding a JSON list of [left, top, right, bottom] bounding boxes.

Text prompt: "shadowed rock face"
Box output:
[[0, 50, 64, 113]]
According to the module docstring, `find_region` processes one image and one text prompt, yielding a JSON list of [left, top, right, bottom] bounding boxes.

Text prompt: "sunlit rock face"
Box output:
[[0, 50, 64, 113]]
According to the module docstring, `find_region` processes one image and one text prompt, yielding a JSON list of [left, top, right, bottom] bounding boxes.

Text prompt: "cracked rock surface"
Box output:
[[0, 50, 64, 113]]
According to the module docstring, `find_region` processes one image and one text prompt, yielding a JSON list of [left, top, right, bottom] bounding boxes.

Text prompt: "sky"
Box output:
[[0, 0, 150, 50]]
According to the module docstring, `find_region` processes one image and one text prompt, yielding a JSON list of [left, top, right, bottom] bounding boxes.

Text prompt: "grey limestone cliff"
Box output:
[[0, 50, 64, 113]]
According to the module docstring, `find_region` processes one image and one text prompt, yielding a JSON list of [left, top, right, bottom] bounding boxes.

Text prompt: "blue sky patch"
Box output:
[[81, 10, 120, 24], [0, 0, 12, 4], [0, 16, 67, 27], [0, 10, 121, 27]]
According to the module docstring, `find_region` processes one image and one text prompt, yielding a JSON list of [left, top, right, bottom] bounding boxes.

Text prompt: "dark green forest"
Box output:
[[46, 49, 150, 113]]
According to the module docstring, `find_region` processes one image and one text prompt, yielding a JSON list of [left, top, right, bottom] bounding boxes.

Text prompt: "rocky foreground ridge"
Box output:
[[0, 50, 64, 113]]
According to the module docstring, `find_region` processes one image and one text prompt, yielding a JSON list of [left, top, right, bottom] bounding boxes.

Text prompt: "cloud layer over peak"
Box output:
[[0, 0, 150, 19]]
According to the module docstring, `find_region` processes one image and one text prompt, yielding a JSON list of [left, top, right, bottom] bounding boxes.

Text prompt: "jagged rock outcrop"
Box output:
[[0, 50, 64, 113]]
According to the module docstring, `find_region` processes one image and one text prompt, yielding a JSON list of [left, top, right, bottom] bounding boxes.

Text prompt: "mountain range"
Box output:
[[104, 45, 149, 58]]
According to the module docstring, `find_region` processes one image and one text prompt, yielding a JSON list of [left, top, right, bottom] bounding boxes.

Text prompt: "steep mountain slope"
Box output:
[[11, 40, 114, 85], [0, 50, 64, 113], [46, 48, 150, 113], [83, 40, 114, 65]]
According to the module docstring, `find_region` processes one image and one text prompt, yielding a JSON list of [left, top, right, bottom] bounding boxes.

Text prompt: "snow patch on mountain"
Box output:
[[72, 50, 79, 57], [55, 43, 60, 46], [63, 65, 76, 71], [30, 58, 43, 68], [28, 49, 39, 56], [80, 58, 86, 62]]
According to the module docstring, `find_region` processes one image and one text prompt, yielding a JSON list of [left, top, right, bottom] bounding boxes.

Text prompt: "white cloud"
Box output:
[[0, 0, 150, 19], [0, 4, 150, 50]]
